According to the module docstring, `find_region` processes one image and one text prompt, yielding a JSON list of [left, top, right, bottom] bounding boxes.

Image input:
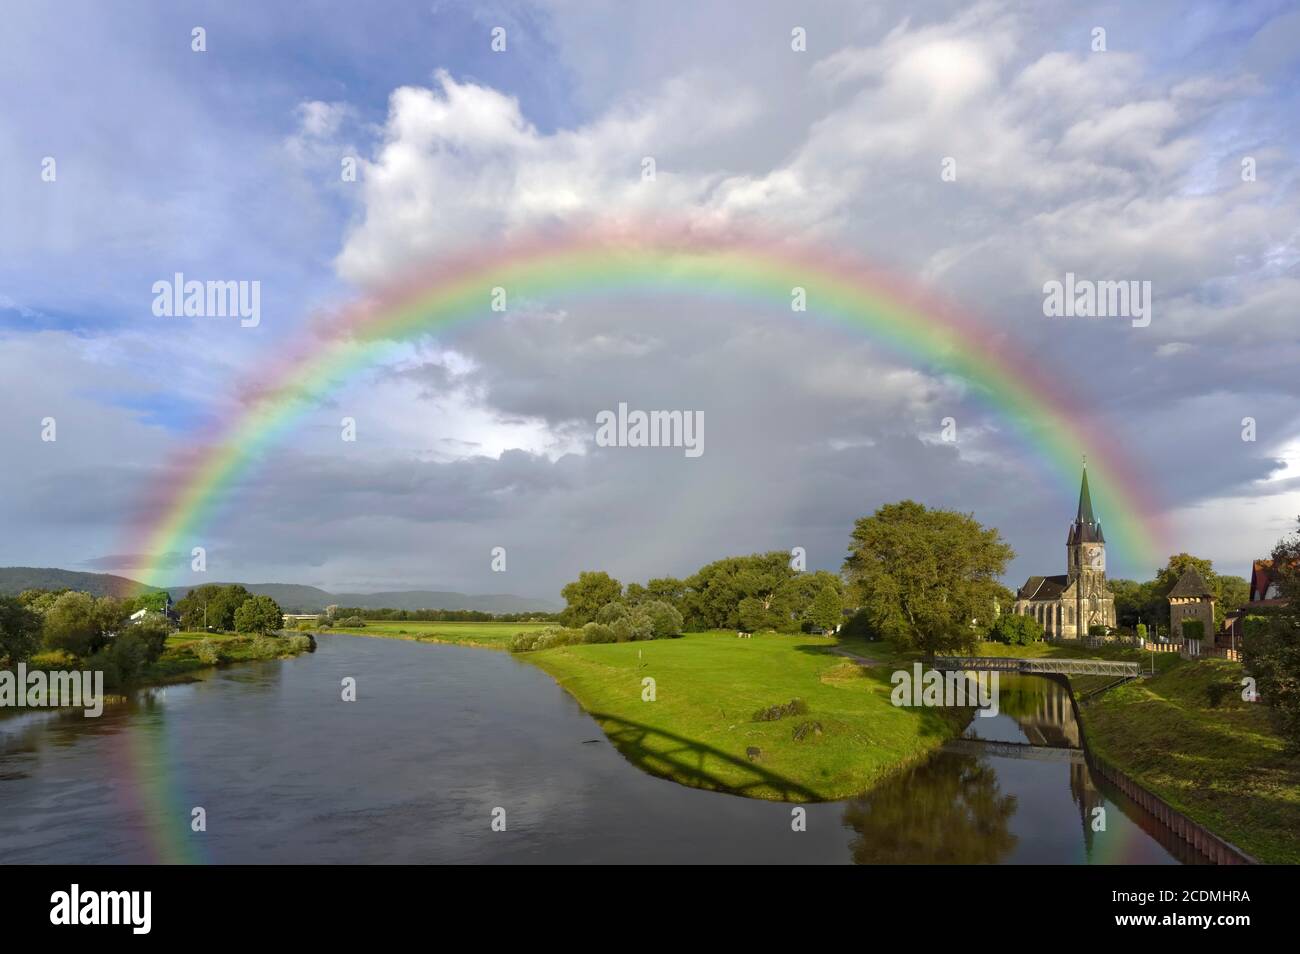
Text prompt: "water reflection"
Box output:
[[0, 639, 1194, 864]]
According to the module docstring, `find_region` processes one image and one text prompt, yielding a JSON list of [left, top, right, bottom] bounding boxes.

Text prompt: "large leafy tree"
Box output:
[[842, 500, 1014, 656], [234, 595, 284, 636], [0, 597, 43, 664], [175, 584, 252, 632], [807, 582, 844, 633], [42, 591, 111, 657], [560, 572, 623, 627], [1147, 553, 1249, 629]]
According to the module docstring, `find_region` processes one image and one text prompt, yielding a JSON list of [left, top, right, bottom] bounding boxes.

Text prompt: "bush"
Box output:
[[1205, 681, 1235, 708], [194, 639, 225, 665], [581, 622, 617, 644], [989, 613, 1043, 646], [1180, 619, 1205, 642], [105, 629, 154, 681], [611, 612, 654, 642], [1088, 624, 1108, 638], [297, 621, 314, 632], [1136, 623, 1148, 641], [640, 600, 683, 639], [132, 619, 171, 662], [753, 699, 808, 722], [595, 602, 629, 625], [509, 627, 585, 652], [337, 616, 367, 628]]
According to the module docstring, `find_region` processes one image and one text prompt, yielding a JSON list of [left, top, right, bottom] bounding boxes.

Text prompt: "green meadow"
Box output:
[[525, 631, 963, 801], [325, 619, 552, 650]]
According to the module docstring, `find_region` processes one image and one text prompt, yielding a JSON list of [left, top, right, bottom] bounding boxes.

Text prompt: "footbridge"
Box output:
[[932, 656, 1140, 678]]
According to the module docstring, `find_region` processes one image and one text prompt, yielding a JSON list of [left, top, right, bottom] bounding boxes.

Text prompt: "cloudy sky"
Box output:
[[2, 0, 1298, 600]]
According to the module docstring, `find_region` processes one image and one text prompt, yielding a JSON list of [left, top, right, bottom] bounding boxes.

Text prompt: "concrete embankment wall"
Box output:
[[1061, 676, 1259, 865]]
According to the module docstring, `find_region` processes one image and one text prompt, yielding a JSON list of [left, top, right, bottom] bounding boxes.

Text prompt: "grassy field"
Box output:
[[323, 619, 552, 650], [1081, 656, 1300, 864], [526, 630, 964, 801]]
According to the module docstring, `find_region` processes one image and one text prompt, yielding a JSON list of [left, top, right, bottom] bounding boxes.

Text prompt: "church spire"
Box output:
[[1076, 458, 1096, 525], [1068, 458, 1105, 545]]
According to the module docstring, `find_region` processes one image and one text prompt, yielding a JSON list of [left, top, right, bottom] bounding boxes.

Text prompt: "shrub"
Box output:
[[105, 629, 154, 681], [1205, 681, 1235, 708], [595, 601, 629, 625], [338, 616, 367, 628], [194, 639, 225, 665], [640, 600, 683, 639], [611, 612, 654, 642], [1088, 624, 1108, 638], [989, 613, 1043, 646], [1180, 619, 1205, 642], [132, 618, 172, 662], [297, 621, 314, 632], [1136, 623, 1148, 641], [753, 699, 808, 722], [581, 622, 617, 644]]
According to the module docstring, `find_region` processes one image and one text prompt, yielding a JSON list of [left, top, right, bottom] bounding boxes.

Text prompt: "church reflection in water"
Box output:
[[838, 673, 1203, 864]]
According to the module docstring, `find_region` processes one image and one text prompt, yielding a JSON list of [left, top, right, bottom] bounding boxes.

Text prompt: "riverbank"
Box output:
[[936, 638, 1299, 864], [1079, 656, 1300, 865], [324, 619, 552, 650], [525, 630, 965, 801], [4, 631, 315, 704]]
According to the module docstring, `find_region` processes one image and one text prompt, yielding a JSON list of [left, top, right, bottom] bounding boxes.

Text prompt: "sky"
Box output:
[[2, 0, 1298, 600]]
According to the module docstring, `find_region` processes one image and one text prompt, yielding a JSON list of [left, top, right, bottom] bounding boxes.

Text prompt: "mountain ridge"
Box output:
[[0, 567, 560, 614]]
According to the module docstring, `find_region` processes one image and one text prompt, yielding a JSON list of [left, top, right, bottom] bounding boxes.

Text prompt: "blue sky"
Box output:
[[2, 0, 1299, 596]]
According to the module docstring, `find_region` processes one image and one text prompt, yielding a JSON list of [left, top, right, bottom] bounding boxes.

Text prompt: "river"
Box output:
[[0, 634, 1196, 864]]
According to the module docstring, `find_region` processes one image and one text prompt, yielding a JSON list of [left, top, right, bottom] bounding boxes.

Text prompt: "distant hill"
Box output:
[[0, 567, 560, 614], [0, 566, 155, 598]]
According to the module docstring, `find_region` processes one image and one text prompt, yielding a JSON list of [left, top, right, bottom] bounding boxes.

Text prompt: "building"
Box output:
[[1013, 464, 1116, 639], [1224, 558, 1292, 646], [1167, 567, 1215, 656]]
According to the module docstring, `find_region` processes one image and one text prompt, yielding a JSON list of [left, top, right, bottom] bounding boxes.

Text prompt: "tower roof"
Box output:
[[1077, 466, 1096, 524], [1067, 462, 1105, 545], [1168, 567, 1214, 599]]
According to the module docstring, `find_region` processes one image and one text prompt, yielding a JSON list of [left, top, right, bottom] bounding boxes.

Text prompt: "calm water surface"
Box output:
[[0, 634, 1193, 864]]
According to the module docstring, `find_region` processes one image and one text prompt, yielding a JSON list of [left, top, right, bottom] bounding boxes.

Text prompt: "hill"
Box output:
[[0, 567, 560, 614]]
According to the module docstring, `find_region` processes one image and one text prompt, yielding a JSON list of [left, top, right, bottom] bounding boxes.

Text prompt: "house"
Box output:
[[1223, 558, 1293, 647]]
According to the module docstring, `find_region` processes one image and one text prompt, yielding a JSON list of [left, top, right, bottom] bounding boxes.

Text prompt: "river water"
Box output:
[[0, 634, 1195, 864]]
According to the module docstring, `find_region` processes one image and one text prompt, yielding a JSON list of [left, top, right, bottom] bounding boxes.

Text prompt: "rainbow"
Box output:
[[124, 223, 1167, 590]]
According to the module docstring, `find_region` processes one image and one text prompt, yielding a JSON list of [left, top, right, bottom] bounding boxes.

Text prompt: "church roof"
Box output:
[[1067, 464, 1106, 544], [1168, 567, 1214, 599], [1018, 575, 1069, 600]]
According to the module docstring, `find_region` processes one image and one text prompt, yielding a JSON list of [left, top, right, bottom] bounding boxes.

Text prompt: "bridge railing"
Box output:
[[933, 656, 1140, 677]]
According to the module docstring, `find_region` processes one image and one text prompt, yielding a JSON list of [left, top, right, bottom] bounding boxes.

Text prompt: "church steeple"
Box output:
[[1076, 463, 1096, 525], [1067, 460, 1105, 545]]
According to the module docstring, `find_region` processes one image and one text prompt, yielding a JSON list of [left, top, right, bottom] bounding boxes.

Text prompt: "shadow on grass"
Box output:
[[588, 711, 820, 801]]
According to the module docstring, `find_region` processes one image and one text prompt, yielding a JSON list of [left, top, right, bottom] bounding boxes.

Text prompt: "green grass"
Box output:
[[324, 619, 552, 650], [525, 630, 964, 801], [1080, 656, 1300, 864]]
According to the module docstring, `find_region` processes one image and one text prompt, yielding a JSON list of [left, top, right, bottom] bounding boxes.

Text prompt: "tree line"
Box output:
[[0, 583, 286, 687]]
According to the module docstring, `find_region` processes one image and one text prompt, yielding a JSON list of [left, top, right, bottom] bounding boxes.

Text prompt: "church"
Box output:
[[1013, 464, 1117, 638]]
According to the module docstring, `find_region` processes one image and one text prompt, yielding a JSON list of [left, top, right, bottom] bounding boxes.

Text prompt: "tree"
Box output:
[[0, 597, 42, 664], [1180, 619, 1204, 642], [234, 595, 283, 636], [683, 552, 796, 630], [42, 591, 107, 657], [175, 584, 251, 632], [807, 583, 843, 633], [640, 600, 683, 638], [560, 572, 623, 627], [989, 613, 1043, 646], [1241, 520, 1300, 751], [842, 500, 1015, 656]]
